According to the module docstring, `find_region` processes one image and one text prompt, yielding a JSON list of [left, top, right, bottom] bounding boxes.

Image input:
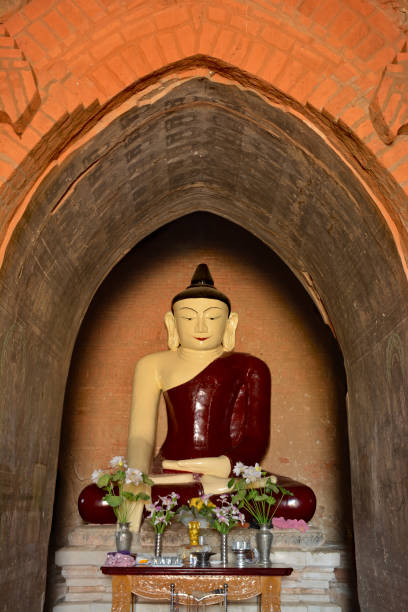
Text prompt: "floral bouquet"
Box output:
[[146, 492, 180, 534], [208, 494, 245, 534], [92, 456, 153, 524], [178, 494, 216, 523], [228, 462, 294, 526]]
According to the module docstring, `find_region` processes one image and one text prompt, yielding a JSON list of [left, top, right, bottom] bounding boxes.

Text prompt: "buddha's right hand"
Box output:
[[162, 455, 231, 478], [201, 474, 278, 497]]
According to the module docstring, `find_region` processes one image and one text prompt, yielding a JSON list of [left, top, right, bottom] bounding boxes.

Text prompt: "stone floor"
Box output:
[[52, 524, 358, 611]]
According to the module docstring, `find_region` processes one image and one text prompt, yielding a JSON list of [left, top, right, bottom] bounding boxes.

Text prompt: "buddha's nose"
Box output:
[[194, 314, 208, 333]]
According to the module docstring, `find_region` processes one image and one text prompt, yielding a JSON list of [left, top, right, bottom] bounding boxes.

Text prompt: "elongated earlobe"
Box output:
[[164, 311, 180, 351], [222, 312, 238, 351]]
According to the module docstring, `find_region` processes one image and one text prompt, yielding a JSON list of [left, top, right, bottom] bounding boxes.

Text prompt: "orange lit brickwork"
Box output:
[[0, 0, 408, 249]]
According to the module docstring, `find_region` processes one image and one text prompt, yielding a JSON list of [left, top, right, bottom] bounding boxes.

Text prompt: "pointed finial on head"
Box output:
[[189, 263, 214, 287], [171, 263, 231, 313]]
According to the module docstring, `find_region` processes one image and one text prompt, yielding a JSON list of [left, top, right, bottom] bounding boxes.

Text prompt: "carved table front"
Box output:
[[101, 565, 293, 611]]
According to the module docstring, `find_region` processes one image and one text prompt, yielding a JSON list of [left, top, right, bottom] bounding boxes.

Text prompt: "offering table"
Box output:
[[101, 564, 293, 611]]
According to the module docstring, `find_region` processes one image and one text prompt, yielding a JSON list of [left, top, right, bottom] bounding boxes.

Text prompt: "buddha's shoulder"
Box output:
[[224, 351, 270, 373], [135, 350, 176, 372]]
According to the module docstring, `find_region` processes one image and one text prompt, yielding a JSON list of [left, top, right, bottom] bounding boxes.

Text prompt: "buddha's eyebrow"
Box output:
[[204, 306, 223, 312]]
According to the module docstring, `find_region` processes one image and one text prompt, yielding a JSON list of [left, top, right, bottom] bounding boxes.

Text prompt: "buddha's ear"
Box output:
[[164, 311, 180, 351], [222, 312, 238, 351]]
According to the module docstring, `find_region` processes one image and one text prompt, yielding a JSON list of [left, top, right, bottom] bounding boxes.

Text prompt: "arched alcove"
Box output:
[[1, 77, 407, 611], [51, 212, 349, 545]]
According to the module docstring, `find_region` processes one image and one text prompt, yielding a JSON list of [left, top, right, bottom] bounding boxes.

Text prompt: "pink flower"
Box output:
[[272, 517, 310, 532]]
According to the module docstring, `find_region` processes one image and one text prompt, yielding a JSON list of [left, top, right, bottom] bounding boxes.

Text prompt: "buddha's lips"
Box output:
[[195, 337, 209, 341]]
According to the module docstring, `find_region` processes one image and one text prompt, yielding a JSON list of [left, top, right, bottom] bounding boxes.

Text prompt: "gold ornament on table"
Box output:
[[188, 520, 200, 546]]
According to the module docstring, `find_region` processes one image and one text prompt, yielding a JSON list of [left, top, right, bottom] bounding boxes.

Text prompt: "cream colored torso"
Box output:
[[155, 346, 226, 391], [126, 298, 241, 530], [127, 346, 227, 472]]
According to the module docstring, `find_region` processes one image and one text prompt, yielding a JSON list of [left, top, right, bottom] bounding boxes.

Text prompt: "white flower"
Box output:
[[233, 461, 246, 476], [110, 456, 127, 469], [125, 467, 142, 485], [242, 463, 261, 483], [91, 469, 104, 483]]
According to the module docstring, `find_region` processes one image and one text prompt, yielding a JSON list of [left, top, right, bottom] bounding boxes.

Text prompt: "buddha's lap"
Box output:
[[150, 475, 316, 523]]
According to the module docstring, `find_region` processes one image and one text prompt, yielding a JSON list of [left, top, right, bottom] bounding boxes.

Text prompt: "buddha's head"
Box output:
[[165, 264, 238, 352]]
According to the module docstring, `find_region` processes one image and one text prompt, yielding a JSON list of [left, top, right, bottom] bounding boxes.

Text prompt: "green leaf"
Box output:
[[111, 471, 125, 482], [227, 478, 235, 488], [246, 489, 257, 500], [254, 493, 269, 502], [136, 493, 150, 501], [97, 473, 111, 488], [143, 474, 154, 486], [104, 494, 123, 507], [279, 486, 293, 496]]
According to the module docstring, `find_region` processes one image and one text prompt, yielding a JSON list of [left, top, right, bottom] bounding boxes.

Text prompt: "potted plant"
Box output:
[[228, 462, 294, 564], [207, 494, 246, 565], [145, 492, 180, 557], [92, 456, 152, 552]]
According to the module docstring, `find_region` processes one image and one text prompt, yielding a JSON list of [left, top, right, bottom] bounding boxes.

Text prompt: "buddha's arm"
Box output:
[[127, 355, 161, 473], [162, 456, 231, 478], [126, 356, 161, 532], [228, 358, 271, 466]]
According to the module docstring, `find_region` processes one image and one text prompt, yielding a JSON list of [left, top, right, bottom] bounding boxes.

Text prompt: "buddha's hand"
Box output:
[[162, 455, 231, 478], [200, 474, 278, 497]]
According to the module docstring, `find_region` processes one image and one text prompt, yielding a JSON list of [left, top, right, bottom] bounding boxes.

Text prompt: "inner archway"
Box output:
[[53, 211, 349, 537], [1, 77, 407, 611], [49, 211, 352, 607]]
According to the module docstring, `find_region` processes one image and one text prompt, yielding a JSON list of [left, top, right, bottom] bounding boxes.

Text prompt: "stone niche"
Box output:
[[48, 212, 357, 610]]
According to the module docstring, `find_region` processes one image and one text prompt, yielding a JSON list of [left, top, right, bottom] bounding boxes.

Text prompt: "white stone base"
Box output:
[[52, 525, 352, 611]]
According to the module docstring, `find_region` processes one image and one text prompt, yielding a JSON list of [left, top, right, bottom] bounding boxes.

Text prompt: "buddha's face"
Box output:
[[173, 298, 230, 351]]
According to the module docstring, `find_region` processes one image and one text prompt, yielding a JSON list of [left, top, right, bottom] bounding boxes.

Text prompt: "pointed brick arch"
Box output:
[[1, 2, 408, 611], [1, 0, 408, 255], [0, 76, 407, 611]]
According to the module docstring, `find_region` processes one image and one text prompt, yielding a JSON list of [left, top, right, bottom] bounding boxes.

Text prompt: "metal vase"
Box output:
[[154, 531, 163, 558], [220, 532, 228, 566], [256, 524, 273, 565], [115, 522, 132, 553]]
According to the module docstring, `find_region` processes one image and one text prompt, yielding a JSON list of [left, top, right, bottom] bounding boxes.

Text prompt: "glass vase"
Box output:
[[256, 524, 272, 565], [220, 532, 228, 565], [115, 522, 132, 553], [154, 531, 163, 558]]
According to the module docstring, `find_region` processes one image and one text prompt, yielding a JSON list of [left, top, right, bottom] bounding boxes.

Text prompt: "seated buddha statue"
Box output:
[[126, 264, 316, 531]]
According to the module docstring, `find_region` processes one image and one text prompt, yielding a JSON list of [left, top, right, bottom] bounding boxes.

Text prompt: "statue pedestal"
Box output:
[[52, 524, 356, 611]]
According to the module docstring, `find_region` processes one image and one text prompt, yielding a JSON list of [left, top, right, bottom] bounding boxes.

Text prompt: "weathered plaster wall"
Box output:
[[53, 212, 349, 549]]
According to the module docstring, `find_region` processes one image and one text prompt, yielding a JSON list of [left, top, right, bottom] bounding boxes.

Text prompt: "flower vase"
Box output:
[[154, 531, 163, 558], [220, 532, 228, 566], [115, 522, 132, 553], [256, 524, 272, 565]]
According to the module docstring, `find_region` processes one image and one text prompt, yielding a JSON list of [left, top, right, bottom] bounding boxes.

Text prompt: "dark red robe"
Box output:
[[151, 352, 316, 522]]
